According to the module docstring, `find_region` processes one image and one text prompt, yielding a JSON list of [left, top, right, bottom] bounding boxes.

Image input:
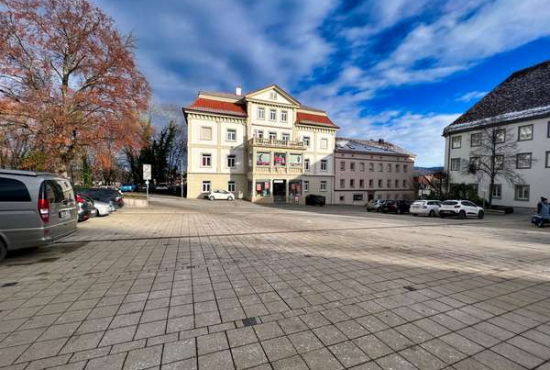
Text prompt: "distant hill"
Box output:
[[414, 166, 444, 175]]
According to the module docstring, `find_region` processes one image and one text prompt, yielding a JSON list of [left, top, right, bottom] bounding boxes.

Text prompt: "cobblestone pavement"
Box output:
[[1, 198, 549, 370]]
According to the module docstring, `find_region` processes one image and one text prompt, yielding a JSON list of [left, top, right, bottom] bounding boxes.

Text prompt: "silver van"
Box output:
[[0, 169, 78, 259]]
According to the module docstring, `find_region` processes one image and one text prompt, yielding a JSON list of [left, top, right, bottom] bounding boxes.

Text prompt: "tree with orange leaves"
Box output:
[[0, 0, 150, 175]]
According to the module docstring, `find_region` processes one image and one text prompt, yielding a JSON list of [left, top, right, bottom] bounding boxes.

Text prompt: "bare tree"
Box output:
[[421, 170, 449, 199], [460, 123, 525, 205]]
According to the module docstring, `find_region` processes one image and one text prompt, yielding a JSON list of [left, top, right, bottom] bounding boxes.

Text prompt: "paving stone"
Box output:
[[329, 340, 369, 368], [313, 325, 348, 346], [17, 337, 68, 363], [198, 349, 234, 370], [272, 355, 310, 370], [288, 330, 324, 354], [254, 322, 284, 341], [197, 332, 228, 356], [231, 343, 268, 369], [161, 357, 197, 370], [261, 336, 297, 362], [400, 345, 446, 370], [162, 338, 195, 364], [354, 335, 393, 360], [227, 327, 258, 347], [60, 332, 104, 354], [99, 326, 137, 347], [302, 347, 344, 370], [376, 353, 417, 370], [135, 320, 166, 340], [123, 345, 162, 370], [85, 353, 126, 370]]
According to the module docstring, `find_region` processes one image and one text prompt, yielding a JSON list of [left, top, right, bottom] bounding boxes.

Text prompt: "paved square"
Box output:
[[0, 198, 549, 370]]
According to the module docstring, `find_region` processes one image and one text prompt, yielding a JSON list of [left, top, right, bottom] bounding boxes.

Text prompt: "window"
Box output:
[[227, 129, 236, 142], [227, 155, 236, 168], [320, 138, 328, 149], [496, 129, 506, 143], [258, 107, 265, 120], [340, 179, 345, 188], [492, 184, 502, 199], [340, 161, 345, 171], [201, 154, 212, 167], [451, 158, 460, 171], [516, 153, 532, 169], [269, 132, 277, 140], [350, 162, 355, 171], [256, 180, 270, 197], [469, 184, 479, 195], [395, 179, 399, 188], [0, 178, 31, 202], [353, 194, 364, 201], [469, 157, 480, 171], [269, 109, 277, 121], [546, 151, 550, 168], [387, 164, 392, 172], [320, 160, 327, 171], [254, 130, 264, 139], [360, 162, 365, 171], [339, 195, 345, 202], [403, 180, 407, 188], [303, 136, 310, 147], [228, 181, 236, 192], [274, 152, 286, 166], [451, 136, 462, 149], [518, 125, 533, 141], [403, 164, 408, 173], [281, 110, 288, 122], [202, 181, 211, 193], [495, 155, 504, 170], [320, 181, 327, 191], [369, 179, 373, 188], [387, 179, 391, 188], [282, 133, 290, 142], [270, 91, 278, 100], [200, 126, 212, 141], [471, 133, 482, 147], [304, 181, 309, 192], [378, 179, 383, 188], [378, 163, 383, 172], [359, 179, 364, 188], [304, 159, 310, 171], [256, 152, 270, 166], [515, 185, 530, 201], [350, 179, 355, 188], [395, 164, 400, 173], [369, 163, 374, 172]]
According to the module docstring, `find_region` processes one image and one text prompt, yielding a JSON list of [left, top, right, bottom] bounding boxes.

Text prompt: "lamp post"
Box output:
[[180, 158, 184, 199]]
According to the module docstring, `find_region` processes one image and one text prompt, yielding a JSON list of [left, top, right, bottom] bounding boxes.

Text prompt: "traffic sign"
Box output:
[[143, 164, 151, 180]]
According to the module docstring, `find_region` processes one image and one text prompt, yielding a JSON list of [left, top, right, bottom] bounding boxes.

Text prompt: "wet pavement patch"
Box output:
[[242, 317, 258, 327]]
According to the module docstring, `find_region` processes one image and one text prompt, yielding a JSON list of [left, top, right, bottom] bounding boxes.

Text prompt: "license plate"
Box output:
[[59, 210, 70, 219]]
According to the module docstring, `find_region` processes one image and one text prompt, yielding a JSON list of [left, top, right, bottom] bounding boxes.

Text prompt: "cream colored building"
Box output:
[[183, 85, 339, 203], [334, 138, 416, 205]]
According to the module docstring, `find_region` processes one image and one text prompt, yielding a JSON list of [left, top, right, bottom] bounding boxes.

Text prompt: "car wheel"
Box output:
[[227, 196, 234, 201], [412, 213, 418, 216], [440, 214, 446, 218], [429, 210, 435, 217], [478, 211, 484, 219], [459, 210, 466, 219], [376, 208, 381, 212], [209, 196, 215, 201], [0, 239, 7, 261]]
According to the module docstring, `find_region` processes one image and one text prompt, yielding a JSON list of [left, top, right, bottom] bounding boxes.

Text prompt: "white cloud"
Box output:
[[456, 91, 487, 103]]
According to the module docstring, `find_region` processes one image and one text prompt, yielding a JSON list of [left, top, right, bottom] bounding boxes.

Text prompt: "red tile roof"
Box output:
[[186, 98, 247, 117], [296, 112, 339, 129]]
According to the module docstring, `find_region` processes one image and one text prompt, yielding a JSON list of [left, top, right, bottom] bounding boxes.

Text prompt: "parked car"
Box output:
[[411, 200, 441, 217], [94, 200, 115, 216], [439, 200, 484, 219], [366, 199, 386, 212], [531, 214, 549, 228], [85, 188, 124, 208], [208, 190, 235, 201], [75, 193, 92, 222], [381, 200, 412, 214], [119, 184, 136, 192], [0, 170, 78, 260], [80, 194, 98, 218], [305, 194, 326, 206]]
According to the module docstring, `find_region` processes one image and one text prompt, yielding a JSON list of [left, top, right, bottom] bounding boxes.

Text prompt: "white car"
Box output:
[[439, 200, 484, 219], [410, 200, 441, 217], [94, 200, 115, 217], [208, 190, 235, 201]]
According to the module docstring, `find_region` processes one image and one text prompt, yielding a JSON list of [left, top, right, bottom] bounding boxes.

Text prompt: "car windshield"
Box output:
[[412, 201, 425, 205], [442, 201, 458, 206]]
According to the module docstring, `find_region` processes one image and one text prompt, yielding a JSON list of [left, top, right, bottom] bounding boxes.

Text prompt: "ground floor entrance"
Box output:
[[273, 180, 286, 203]]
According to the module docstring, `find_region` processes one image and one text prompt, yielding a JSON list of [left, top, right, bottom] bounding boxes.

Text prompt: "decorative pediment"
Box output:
[[245, 84, 300, 107]]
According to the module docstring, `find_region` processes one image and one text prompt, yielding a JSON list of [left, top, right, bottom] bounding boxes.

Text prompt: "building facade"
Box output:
[[334, 138, 416, 205], [443, 60, 550, 210], [184, 85, 338, 203]]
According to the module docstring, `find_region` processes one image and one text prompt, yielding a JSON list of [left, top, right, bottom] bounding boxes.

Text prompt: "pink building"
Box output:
[[334, 138, 416, 205]]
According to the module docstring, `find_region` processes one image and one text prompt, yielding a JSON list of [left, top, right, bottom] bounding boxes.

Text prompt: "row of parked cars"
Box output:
[[366, 199, 485, 219], [0, 169, 124, 260]]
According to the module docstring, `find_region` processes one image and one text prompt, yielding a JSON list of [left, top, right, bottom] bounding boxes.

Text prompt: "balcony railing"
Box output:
[[248, 137, 306, 150], [255, 166, 304, 175]]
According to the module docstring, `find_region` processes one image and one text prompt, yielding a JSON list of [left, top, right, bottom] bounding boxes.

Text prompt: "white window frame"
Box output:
[[202, 181, 211, 193], [228, 181, 236, 192], [320, 160, 328, 171], [201, 154, 212, 168], [320, 138, 328, 149], [492, 184, 502, 199], [451, 136, 462, 149], [304, 159, 310, 171], [200, 126, 212, 141], [304, 181, 309, 192], [281, 110, 288, 122], [450, 158, 460, 171], [258, 107, 265, 120], [227, 129, 236, 142], [515, 185, 530, 201], [303, 136, 310, 147], [269, 109, 277, 121], [269, 132, 277, 141], [518, 124, 533, 141], [320, 181, 327, 192], [282, 133, 290, 142], [227, 155, 236, 169]]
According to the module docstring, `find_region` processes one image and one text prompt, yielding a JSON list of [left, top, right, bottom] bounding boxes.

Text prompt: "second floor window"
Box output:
[[340, 161, 345, 171], [378, 179, 383, 187], [281, 110, 288, 122], [403, 180, 407, 187], [516, 153, 532, 169], [387, 179, 391, 188], [359, 179, 364, 188], [471, 133, 482, 147], [282, 133, 290, 142], [254, 130, 264, 139], [451, 136, 461, 149], [227, 129, 236, 142], [320, 138, 328, 149], [350, 162, 355, 171], [369, 179, 373, 188], [340, 179, 345, 188], [320, 160, 327, 171], [369, 163, 374, 171], [258, 107, 265, 120], [201, 154, 211, 167], [303, 136, 310, 147], [518, 125, 533, 141], [378, 163, 383, 172], [320, 181, 327, 191], [451, 158, 460, 171], [269, 109, 277, 121], [350, 179, 355, 188], [387, 163, 392, 172], [403, 164, 408, 173], [304, 181, 309, 192], [395, 164, 400, 173], [395, 179, 399, 188], [227, 155, 236, 168], [200, 126, 212, 141], [269, 132, 277, 140], [304, 159, 310, 170], [496, 129, 506, 143], [360, 162, 365, 171]]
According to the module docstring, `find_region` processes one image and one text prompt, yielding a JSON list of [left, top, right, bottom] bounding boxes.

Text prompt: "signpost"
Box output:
[[143, 164, 151, 201]]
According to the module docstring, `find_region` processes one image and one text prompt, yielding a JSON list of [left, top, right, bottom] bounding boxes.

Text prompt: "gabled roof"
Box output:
[[335, 137, 415, 157], [185, 98, 247, 117], [296, 111, 339, 129], [245, 84, 301, 106], [445, 60, 550, 134]]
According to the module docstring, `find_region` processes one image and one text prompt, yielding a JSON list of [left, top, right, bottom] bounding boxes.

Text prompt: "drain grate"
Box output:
[[242, 317, 258, 327], [403, 286, 417, 292]]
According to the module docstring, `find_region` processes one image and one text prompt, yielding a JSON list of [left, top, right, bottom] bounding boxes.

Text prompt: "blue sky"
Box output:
[[93, 0, 550, 167]]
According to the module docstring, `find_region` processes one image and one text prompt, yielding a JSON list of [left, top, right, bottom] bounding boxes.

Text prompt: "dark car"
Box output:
[[305, 194, 326, 206], [85, 188, 124, 208], [381, 200, 412, 214], [75, 193, 92, 222]]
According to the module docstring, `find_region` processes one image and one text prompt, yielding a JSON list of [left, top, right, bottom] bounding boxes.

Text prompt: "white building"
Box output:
[[183, 85, 339, 203], [443, 60, 550, 210]]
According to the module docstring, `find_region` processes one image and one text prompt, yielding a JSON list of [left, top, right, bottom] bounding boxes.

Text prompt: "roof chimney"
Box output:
[[378, 138, 385, 144], [235, 86, 242, 96]]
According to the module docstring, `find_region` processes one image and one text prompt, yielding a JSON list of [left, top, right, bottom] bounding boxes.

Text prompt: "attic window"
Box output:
[[270, 92, 278, 100]]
